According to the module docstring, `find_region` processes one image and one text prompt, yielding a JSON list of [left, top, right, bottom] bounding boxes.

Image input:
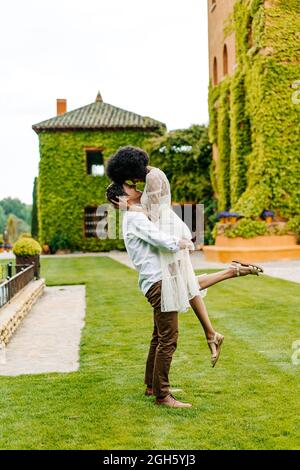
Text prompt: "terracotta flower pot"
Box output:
[[265, 216, 273, 224], [42, 244, 50, 254], [230, 217, 238, 224], [56, 249, 71, 255]]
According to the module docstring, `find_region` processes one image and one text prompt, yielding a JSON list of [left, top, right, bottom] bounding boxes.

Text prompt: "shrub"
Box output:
[[286, 216, 300, 243], [13, 237, 42, 256], [48, 233, 71, 253], [147, 125, 215, 244], [224, 218, 268, 239]]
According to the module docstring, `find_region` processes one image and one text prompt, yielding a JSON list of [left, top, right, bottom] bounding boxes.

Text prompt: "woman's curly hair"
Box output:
[[106, 146, 149, 183]]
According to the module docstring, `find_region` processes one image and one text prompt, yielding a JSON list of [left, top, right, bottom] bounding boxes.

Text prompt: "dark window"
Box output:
[[213, 57, 218, 86], [211, 0, 216, 12], [84, 206, 108, 238], [86, 150, 104, 176], [223, 44, 228, 76]]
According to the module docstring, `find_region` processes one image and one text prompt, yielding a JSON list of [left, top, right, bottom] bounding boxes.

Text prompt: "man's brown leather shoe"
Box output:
[[145, 387, 153, 396], [155, 394, 192, 408]]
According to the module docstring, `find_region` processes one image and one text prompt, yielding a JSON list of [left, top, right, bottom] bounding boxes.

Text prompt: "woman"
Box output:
[[106, 146, 263, 366]]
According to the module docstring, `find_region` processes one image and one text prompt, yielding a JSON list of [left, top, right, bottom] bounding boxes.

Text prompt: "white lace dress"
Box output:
[[140, 167, 206, 313]]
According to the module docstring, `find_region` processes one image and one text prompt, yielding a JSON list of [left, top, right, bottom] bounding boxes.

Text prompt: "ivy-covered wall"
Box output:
[[38, 129, 160, 251], [216, 78, 231, 211], [209, 0, 300, 228]]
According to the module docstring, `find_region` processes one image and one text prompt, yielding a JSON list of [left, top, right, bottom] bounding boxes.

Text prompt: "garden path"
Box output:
[[0, 285, 85, 376]]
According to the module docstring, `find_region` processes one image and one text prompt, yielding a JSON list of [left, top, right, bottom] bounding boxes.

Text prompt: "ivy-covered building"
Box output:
[[32, 92, 165, 251], [207, 0, 300, 228]]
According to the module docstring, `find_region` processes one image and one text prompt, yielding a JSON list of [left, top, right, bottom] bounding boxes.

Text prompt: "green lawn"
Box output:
[[0, 256, 299, 449]]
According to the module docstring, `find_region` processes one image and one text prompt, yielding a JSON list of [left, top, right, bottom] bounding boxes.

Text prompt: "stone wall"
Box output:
[[0, 279, 45, 346]]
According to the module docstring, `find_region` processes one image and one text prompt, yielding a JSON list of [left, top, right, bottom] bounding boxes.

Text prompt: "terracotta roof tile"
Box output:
[[32, 98, 166, 133]]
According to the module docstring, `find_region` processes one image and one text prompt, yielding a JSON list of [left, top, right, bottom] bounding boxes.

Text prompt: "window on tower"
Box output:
[[211, 0, 217, 12], [223, 44, 228, 76], [213, 57, 218, 86]]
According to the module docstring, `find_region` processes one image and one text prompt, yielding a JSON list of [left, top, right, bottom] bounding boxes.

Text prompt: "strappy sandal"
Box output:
[[231, 260, 264, 276], [207, 332, 224, 368], [230, 263, 257, 277]]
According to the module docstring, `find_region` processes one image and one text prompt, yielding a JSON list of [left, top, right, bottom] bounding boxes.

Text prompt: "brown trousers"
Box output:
[[144, 281, 178, 399]]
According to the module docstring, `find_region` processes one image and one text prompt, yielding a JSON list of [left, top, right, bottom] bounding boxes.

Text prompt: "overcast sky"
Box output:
[[0, 0, 209, 204]]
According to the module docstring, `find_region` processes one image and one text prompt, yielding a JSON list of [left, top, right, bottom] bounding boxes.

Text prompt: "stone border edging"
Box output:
[[0, 279, 45, 346]]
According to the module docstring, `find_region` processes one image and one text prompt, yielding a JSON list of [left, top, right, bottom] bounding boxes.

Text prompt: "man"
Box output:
[[106, 182, 263, 407], [106, 181, 194, 408]]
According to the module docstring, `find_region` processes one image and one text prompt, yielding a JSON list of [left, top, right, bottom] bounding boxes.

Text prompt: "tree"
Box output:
[[31, 177, 39, 239], [6, 214, 30, 243], [0, 198, 32, 227], [146, 125, 216, 244], [6, 214, 19, 243], [0, 206, 6, 234]]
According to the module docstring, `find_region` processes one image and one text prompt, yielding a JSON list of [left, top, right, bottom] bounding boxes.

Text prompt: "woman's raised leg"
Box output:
[[197, 263, 256, 290], [189, 295, 224, 367]]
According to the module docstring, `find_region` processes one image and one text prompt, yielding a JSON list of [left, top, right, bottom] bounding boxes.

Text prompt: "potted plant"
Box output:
[[228, 212, 240, 224], [13, 237, 42, 279], [42, 244, 50, 254], [4, 241, 13, 252], [261, 210, 274, 224], [217, 211, 231, 224]]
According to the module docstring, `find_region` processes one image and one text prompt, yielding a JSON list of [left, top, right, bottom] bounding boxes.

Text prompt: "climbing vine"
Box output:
[[38, 130, 160, 251], [216, 78, 231, 211], [229, 69, 252, 206], [209, 0, 300, 231]]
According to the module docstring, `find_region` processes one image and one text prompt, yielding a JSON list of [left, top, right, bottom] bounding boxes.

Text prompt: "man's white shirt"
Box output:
[[122, 210, 181, 295]]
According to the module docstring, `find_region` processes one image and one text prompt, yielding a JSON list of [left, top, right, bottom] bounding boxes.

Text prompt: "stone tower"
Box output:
[[207, 0, 300, 225]]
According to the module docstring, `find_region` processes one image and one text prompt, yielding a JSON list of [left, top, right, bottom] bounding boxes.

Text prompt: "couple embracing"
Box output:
[[106, 146, 263, 408]]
